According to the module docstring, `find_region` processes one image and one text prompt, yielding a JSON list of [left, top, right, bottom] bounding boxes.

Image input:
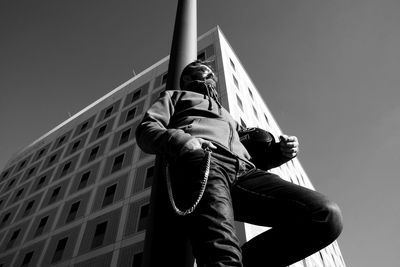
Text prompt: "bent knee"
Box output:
[[315, 200, 343, 240]]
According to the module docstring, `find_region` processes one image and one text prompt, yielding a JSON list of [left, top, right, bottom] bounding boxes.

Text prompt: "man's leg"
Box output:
[[185, 152, 243, 267], [232, 168, 343, 267]]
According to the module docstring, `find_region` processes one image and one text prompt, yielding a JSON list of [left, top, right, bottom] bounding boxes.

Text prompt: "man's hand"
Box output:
[[179, 137, 217, 156], [279, 135, 299, 159]]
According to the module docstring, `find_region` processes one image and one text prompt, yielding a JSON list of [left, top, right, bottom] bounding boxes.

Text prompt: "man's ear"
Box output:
[[182, 75, 192, 83], [181, 75, 192, 89]]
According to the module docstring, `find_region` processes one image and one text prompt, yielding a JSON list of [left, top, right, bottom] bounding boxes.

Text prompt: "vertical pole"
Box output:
[[166, 0, 197, 91], [142, 1, 197, 266]]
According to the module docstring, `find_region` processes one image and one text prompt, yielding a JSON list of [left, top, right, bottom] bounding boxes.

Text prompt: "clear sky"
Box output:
[[1, 1, 399, 266]]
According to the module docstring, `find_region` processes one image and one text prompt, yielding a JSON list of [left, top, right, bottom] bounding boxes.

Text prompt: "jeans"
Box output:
[[171, 148, 343, 267]]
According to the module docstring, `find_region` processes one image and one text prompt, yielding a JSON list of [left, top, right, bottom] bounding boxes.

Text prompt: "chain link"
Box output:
[[166, 148, 211, 216]]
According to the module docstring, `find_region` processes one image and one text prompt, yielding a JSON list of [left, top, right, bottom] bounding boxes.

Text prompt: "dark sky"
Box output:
[[1, 1, 400, 266]]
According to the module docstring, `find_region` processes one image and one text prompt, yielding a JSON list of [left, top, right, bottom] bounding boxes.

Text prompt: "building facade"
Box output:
[[0, 27, 345, 267]]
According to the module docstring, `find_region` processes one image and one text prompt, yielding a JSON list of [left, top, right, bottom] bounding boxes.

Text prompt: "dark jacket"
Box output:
[[135, 89, 253, 164]]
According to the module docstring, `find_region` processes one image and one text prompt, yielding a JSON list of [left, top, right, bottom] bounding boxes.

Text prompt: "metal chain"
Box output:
[[166, 148, 211, 216]]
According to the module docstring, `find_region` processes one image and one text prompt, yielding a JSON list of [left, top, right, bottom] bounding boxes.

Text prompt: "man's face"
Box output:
[[188, 64, 215, 82]]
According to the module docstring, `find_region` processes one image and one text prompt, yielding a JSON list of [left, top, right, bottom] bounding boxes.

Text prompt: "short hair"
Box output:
[[180, 60, 215, 90]]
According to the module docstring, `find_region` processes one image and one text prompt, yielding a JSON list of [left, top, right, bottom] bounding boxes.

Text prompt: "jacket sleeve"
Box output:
[[263, 142, 293, 169], [135, 90, 194, 158]]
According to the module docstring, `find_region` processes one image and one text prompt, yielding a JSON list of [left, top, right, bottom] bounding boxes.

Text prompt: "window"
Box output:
[[15, 188, 24, 200], [79, 122, 89, 134], [35, 216, 48, 237], [66, 201, 80, 223], [51, 237, 68, 263], [91, 221, 108, 249], [104, 106, 114, 119], [253, 106, 259, 119], [19, 160, 27, 171], [49, 187, 61, 204], [97, 125, 107, 139], [60, 162, 71, 177], [161, 73, 168, 85], [132, 252, 143, 267], [236, 95, 243, 111], [8, 179, 15, 188], [1, 212, 11, 226], [144, 166, 154, 189], [111, 154, 125, 173], [102, 184, 117, 208], [48, 154, 57, 167], [88, 146, 99, 162], [37, 176, 46, 190], [27, 167, 36, 178], [137, 204, 149, 232], [230, 58, 236, 70], [240, 118, 247, 128], [6, 229, 20, 249], [78, 171, 90, 190], [232, 75, 239, 88], [58, 136, 66, 147], [248, 88, 254, 99], [23, 200, 34, 217], [71, 140, 81, 153], [21, 251, 34, 266], [119, 129, 131, 146], [264, 114, 269, 125], [2, 170, 9, 178], [37, 148, 45, 159], [125, 108, 137, 122], [130, 90, 141, 104]]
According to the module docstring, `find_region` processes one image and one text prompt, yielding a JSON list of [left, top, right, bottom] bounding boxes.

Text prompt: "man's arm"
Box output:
[[135, 91, 194, 158]]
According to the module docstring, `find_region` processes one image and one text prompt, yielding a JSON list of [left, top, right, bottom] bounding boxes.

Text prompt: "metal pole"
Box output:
[[166, 0, 197, 91], [142, 1, 197, 266]]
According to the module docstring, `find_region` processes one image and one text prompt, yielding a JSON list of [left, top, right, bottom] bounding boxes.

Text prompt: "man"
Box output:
[[135, 60, 343, 267]]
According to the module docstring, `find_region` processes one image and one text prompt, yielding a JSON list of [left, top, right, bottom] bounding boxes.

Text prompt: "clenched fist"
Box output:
[[179, 137, 217, 156], [279, 135, 299, 159]]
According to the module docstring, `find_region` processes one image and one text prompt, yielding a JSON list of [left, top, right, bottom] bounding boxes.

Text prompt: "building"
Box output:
[[0, 27, 346, 267]]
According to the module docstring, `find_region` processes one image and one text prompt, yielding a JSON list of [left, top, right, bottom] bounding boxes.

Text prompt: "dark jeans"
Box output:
[[172, 149, 343, 267]]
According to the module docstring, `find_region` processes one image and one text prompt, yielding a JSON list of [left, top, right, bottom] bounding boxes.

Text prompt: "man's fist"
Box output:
[[180, 137, 217, 156], [279, 135, 299, 159]]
